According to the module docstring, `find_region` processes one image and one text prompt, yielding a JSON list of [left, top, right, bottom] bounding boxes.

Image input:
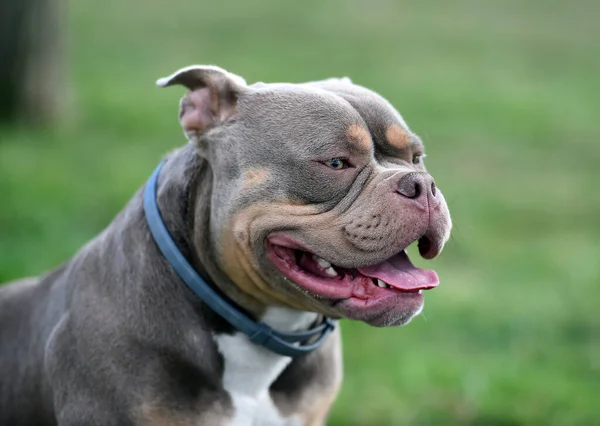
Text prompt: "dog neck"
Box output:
[[152, 145, 317, 333]]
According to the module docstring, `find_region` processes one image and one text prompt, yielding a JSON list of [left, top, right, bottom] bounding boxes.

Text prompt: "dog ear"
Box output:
[[156, 65, 247, 141]]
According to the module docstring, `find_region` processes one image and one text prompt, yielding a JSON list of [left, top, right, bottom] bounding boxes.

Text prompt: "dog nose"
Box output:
[[397, 172, 437, 205]]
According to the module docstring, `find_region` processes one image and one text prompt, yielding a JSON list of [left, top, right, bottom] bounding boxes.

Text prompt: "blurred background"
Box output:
[[0, 0, 598, 424]]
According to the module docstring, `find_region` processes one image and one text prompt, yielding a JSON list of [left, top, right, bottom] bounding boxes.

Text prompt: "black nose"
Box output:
[[397, 172, 436, 201]]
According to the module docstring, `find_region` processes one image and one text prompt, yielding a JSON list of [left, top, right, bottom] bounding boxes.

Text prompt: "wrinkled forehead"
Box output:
[[305, 80, 423, 155], [235, 82, 421, 160], [238, 85, 373, 156]]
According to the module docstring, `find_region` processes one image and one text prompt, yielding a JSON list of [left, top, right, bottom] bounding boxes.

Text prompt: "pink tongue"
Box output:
[[357, 252, 439, 291]]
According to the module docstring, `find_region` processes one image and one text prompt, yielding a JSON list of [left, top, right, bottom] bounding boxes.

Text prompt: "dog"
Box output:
[[0, 65, 452, 426]]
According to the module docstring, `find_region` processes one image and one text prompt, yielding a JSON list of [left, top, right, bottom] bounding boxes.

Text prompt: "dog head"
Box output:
[[157, 65, 452, 327]]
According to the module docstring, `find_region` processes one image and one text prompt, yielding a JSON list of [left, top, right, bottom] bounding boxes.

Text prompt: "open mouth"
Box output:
[[266, 234, 439, 302]]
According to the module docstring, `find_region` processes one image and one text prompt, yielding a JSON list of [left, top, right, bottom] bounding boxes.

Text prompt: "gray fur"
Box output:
[[0, 65, 451, 425]]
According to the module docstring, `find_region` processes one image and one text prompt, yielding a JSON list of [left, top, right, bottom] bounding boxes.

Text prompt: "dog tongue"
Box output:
[[356, 252, 439, 291]]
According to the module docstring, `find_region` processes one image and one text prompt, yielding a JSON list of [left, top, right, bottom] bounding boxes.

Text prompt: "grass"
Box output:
[[1, 0, 599, 424]]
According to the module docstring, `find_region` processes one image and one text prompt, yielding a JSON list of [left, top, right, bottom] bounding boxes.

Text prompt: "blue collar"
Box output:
[[143, 161, 336, 358]]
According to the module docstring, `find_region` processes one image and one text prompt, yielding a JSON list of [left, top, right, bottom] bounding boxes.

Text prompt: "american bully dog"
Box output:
[[0, 65, 452, 426]]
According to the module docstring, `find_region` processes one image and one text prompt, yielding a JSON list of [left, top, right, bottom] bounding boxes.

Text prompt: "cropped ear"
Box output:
[[156, 65, 247, 140]]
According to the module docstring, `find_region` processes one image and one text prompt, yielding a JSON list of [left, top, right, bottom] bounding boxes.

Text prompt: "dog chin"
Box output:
[[331, 296, 424, 327]]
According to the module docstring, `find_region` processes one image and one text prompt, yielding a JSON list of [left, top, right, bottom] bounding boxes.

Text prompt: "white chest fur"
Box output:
[[215, 307, 318, 426]]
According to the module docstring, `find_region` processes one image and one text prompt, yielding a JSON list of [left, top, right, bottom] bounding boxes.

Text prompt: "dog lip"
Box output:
[[267, 234, 311, 252], [266, 233, 438, 294], [418, 232, 443, 259], [267, 233, 421, 270]]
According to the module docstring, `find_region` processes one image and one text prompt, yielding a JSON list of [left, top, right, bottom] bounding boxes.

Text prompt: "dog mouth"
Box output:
[[265, 234, 438, 302]]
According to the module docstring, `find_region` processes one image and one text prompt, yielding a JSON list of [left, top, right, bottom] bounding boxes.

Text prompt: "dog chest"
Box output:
[[214, 308, 318, 426], [215, 332, 301, 426]]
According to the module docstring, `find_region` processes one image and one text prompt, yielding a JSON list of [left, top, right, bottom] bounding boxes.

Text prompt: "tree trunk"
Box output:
[[0, 0, 65, 126]]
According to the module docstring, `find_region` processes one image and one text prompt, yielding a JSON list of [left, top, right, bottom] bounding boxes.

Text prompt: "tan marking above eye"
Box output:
[[385, 124, 410, 150], [346, 124, 371, 151], [242, 168, 270, 190]]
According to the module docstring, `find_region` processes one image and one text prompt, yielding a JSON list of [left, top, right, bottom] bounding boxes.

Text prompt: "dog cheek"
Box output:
[[217, 215, 261, 290], [216, 208, 305, 309]]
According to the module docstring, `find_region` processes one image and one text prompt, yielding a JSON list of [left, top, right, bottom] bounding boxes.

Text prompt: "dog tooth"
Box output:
[[325, 267, 338, 277], [376, 279, 386, 288], [418, 290, 422, 295], [312, 254, 332, 269]]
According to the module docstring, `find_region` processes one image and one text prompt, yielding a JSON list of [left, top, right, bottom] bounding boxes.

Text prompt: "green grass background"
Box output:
[[1, 0, 598, 424]]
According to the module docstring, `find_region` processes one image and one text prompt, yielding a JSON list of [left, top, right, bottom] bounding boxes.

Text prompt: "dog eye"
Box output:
[[412, 154, 421, 164], [325, 158, 348, 170]]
